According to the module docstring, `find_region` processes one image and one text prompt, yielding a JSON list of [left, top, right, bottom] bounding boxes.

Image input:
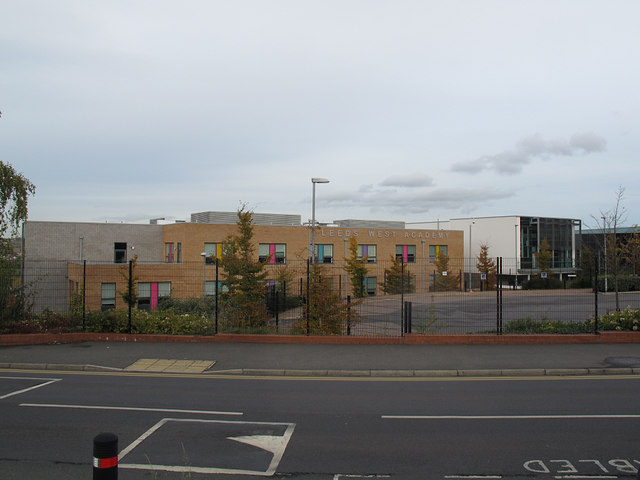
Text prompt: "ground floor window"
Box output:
[[138, 282, 171, 311], [364, 276, 377, 296], [101, 283, 116, 311], [205, 281, 228, 296]]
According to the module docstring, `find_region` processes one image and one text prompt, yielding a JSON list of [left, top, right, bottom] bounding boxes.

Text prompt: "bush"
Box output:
[[0, 309, 80, 334], [505, 317, 593, 334], [596, 307, 640, 331], [85, 309, 216, 335]]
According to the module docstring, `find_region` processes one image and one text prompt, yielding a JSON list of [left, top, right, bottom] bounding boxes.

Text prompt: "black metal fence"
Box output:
[[12, 257, 640, 336]]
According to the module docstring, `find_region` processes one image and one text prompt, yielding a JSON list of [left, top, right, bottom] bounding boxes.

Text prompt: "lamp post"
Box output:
[[602, 216, 608, 293], [201, 252, 207, 297], [468, 221, 475, 291], [311, 177, 329, 263], [514, 224, 518, 289]]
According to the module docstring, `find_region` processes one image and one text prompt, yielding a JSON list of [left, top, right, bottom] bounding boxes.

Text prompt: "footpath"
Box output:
[[1, 333, 640, 377]]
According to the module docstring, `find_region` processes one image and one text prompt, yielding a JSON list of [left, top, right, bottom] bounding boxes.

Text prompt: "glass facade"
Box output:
[[519, 217, 579, 270]]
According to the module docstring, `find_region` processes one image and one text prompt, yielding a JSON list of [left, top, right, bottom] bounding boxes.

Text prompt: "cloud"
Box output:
[[452, 132, 607, 175], [380, 174, 434, 188], [322, 185, 513, 217]]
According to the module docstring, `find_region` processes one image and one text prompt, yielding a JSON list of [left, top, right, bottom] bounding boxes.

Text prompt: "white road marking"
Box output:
[[119, 417, 296, 476], [382, 414, 640, 420], [444, 476, 502, 479], [20, 403, 243, 416], [0, 376, 61, 399]]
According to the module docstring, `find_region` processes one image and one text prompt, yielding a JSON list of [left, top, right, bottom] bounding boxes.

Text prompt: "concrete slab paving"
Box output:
[[124, 358, 215, 373]]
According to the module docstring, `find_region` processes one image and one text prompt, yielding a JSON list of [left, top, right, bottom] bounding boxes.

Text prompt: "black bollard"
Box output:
[[93, 432, 118, 479]]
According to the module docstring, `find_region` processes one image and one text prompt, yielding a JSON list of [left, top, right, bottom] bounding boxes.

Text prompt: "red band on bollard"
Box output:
[[93, 456, 118, 469]]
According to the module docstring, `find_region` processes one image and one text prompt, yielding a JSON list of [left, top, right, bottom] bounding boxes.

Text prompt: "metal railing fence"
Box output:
[[8, 257, 640, 336]]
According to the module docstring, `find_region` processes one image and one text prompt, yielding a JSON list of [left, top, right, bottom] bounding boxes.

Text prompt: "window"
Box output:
[[165, 242, 181, 263], [204, 243, 221, 264], [364, 276, 377, 296], [396, 245, 416, 263], [429, 245, 448, 262], [101, 283, 116, 311], [259, 243, 286, 264], [138, 282, 171, 311], [205, 281, 228, 296], [114, 242, 127, 263], [315, 244, 333, 264], [357, 245, 377, 263]]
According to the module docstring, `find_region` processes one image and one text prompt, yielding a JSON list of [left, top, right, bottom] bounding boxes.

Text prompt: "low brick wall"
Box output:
[[1, 331, 639, 346]]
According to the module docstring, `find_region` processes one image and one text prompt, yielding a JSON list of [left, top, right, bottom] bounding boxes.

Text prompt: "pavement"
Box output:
[[1, 340, 640, 377]]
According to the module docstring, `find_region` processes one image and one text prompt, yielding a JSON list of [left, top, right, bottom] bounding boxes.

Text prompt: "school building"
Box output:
[[22, 212, 464, 313]]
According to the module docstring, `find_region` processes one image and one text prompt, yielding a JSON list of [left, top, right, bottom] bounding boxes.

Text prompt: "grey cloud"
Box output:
[[380, 174, 434, 188], [452, 132, 607, 175], [570, 132, 607, 152], [322, 185, 513, 215]]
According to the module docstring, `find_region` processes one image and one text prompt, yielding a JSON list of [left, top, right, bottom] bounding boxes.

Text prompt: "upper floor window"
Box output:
[[396, 245, 416, 263], [114, 242, 127, 263], [357, 244, 377, 263], [429, 245, 448, 262], [204, 243, 221, 264], [315, 244, 333, 264], [165, 242, 182, 263], [259, 243, 286, 264]]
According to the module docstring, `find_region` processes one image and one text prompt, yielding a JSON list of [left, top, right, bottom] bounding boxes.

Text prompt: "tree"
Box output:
[[219, 206, 270, 330], [119, 255, 139, 309], [476, 243, 497, 291], [434, 251, 459, 291], [294, 264, 361, 335], [622, 226, 640, 276], [593, 186, 627, 310], [534, 237, 552, 275], [0, 161, 36, 324], [380, 255, 415, 294], [344, 237, 369, 298]]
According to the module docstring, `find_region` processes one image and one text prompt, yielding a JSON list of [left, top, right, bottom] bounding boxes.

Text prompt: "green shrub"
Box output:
[[505, 317, 593, 334], [596, 307, 640, 331], [85, 308, 216, 335]]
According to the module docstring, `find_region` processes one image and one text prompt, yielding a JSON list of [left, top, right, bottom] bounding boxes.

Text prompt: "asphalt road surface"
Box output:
[[1, 369, 640, 479]]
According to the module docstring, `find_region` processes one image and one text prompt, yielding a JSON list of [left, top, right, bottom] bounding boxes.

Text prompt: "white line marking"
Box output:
[[0, 377, 61, 399], [119, 418, 296, 476], [382, 414, 640, 420], [334, 476, 392, 479], [444, 476, 502, 479], [20, 403, 243, 416], [554, 476, 619, 479]]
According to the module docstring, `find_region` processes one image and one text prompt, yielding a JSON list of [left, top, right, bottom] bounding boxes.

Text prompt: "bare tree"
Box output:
[[592, 186, 627, 311]]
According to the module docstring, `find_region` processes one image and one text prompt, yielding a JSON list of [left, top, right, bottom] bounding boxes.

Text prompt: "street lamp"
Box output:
[[311, 177, 329, 263], [602, 216, 608, 293], [468, 220, 475, 291], [514, 224, 518, 289], [200, 252, 207, 297]]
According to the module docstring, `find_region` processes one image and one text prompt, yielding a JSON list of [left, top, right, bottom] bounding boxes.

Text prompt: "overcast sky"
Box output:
[[2, 1, 639, 228]]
